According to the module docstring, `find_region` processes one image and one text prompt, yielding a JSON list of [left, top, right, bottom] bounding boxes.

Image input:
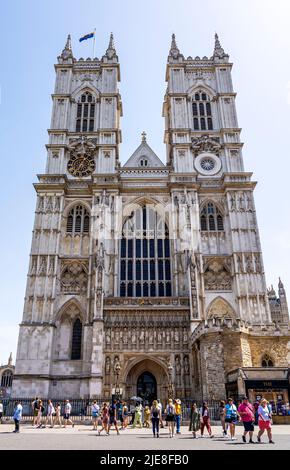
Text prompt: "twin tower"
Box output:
[[13, 33, 289, 403]]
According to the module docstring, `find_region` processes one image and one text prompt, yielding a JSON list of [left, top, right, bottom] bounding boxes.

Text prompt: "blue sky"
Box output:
[[0, 0, 290, 364]]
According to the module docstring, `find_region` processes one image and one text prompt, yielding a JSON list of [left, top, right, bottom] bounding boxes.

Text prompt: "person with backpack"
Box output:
[[165, 399, 175, 437], [225, 398, 239, 440], [151, 400, 161, 437], [91, 400, 100, 430], [107, 400, 120, 435], [257, 399, 274, 444], [199, 402, 214, 438]]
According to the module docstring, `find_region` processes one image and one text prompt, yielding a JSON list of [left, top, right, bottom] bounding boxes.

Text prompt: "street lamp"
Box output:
[[167, 362, 174, 399], [114, 361, 121, 400]]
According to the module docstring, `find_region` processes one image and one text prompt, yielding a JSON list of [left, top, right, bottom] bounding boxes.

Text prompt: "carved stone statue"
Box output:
[[105, 356, 111, 375]]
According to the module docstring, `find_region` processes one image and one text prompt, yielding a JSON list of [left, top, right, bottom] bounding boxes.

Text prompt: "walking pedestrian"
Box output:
[[132, 402, 143, 428], [107, 400, 120, 435], [151, 400, 161, 438], [219, 400, 226, 436], [238, 396, 255, 444], [257, 399, 274, 444], [45, 399, 55, 428], [32, 397, 40, 427], [91, 400, 100, 430], [122, 402, 129, 429], [174, 399, 182, 434], [199, 402, 214, 438], [13, 401, 22, 433], [165, 399, 175, 437], [157, 399, 164, 428], [189, 402, 200, 438], [54, 403, 62, 427], [36, 400, 45, 428], [143, 405, 151, 428], [117, 400, 123, 428], [225, 398, 238, 440], [0, 401, 3, 424], [98, 402, 109, 435], [63, 399, 74, 428]]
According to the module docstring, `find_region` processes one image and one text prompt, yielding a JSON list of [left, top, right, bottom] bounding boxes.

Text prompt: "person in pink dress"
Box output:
[[238, 396, 255, 443]]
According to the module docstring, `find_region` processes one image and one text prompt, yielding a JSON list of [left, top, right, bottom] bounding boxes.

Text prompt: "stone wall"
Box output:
[[248, 336, 290, 367]]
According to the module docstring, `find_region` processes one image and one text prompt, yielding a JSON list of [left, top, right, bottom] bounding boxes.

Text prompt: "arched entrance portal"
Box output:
[[124, 357, 168, 403], [137, 372, 157, 404]]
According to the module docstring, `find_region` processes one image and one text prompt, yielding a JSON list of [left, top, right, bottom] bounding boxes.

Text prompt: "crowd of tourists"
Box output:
[[3, 395, 275, 443]]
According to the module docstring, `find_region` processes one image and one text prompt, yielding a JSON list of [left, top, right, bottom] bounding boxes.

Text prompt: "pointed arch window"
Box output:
[[66, 205, 90, 235], [71, 319, 82, 360], [1, 370, 13, 388], [120, 205, 171, 297], [200, 202, 224, 231], [192, 91, 213, 130], [76, 92, 95, 132], [261, 354, 274, 367]]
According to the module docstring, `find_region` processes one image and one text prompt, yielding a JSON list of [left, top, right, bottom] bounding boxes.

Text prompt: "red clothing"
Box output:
[[238, 403, 255, 422]]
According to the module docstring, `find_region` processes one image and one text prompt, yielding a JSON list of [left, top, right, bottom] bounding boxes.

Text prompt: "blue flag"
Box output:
[[79, 32, 95, 42]]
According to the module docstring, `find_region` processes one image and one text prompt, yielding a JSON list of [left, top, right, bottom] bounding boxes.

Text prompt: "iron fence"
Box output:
[[2, 397, 288, 422], [0, 397, 221, 422]]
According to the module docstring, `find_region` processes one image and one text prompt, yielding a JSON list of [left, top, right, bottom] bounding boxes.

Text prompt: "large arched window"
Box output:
[[66, 205, 90, 234], [71, 318, 82, 360], [261, 354, 274, 367], [200, 202, 224, 231], [1, 370, 13, 388], [192, 91, 213, 131], [75, 92, 95, 132], [120, 205, 171, 297]]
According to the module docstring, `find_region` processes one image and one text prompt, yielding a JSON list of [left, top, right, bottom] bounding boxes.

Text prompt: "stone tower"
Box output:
[[13, 34, 122, 397]]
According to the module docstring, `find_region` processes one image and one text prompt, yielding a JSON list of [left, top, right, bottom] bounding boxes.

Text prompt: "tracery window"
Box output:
[[75, 92, 95, 132], [200, 202, 224, 231], [192, 91, 213, 131], [1, 370, 13, 388], [261, 354, 274, 367], [71, 319, 82, 360], [120, 205, 171, 297], [66, 205, 90, 234]]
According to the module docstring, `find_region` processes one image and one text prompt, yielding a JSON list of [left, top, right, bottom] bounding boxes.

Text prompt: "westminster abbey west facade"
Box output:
[[13, 34, 290, 403]]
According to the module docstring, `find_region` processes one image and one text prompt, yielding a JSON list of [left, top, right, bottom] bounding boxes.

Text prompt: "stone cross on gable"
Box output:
[[141, 131, 147, 143]]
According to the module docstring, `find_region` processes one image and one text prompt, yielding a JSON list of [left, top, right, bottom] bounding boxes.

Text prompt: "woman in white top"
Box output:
[[46, 399, 55, 428], [257, 399, 274, 444]]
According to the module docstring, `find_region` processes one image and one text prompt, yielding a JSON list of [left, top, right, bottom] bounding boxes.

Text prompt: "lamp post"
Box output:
[[114, 361, 121, 400], [167, 362, 174, 399]]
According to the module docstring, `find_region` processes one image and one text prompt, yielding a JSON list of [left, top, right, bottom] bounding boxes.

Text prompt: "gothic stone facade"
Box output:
[[12, 34, 290, 401]]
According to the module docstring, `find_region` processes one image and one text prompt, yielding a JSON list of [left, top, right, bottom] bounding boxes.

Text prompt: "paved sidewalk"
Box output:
[[0, 424, 289, 450]]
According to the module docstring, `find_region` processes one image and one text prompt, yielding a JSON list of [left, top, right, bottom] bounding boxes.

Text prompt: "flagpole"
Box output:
[[92, 28, 96, 58]]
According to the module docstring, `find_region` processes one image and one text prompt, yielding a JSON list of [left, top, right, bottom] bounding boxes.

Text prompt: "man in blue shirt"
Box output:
[[13, 401, 23, 433]]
